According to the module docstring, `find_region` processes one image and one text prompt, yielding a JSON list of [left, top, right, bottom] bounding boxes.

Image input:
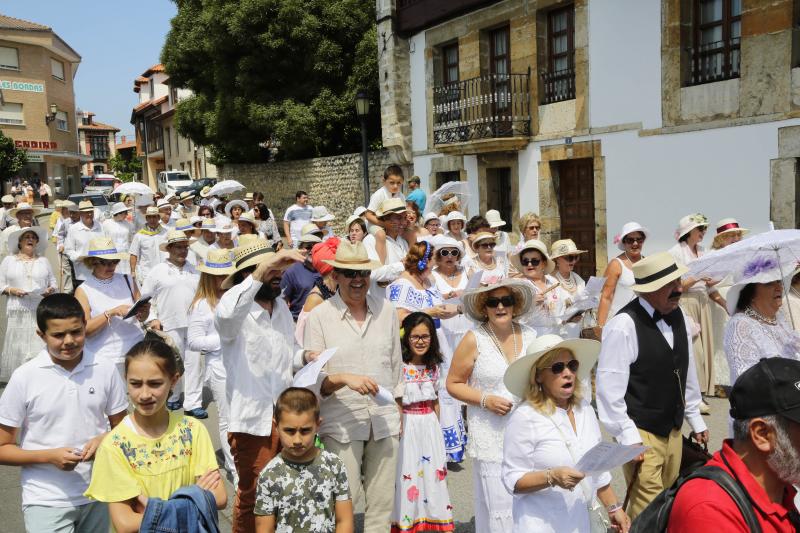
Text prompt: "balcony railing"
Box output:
[[688, 38, 741, 85], [541, 67, 575, 104], [432, 71, 531, 146]]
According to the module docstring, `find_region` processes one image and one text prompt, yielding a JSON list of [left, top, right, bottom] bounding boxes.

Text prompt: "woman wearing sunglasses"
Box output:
[[447, 279, 537, 532], [464, 231, 509, 285], [511, 240, 561, 335], [74, 237, 149, 377], [596, 222, 649, 329], [501, 335, 630, 533], [550, 239, 589, 339]]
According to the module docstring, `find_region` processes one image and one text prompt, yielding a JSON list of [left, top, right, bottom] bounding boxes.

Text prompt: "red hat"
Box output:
[[311, 237, 340, 276]]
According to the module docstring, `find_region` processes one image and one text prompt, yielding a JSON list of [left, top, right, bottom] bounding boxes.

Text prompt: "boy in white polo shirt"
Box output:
[[0, 293, 128, 533]]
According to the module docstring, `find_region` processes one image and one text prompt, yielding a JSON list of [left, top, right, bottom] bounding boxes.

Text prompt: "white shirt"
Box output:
[[283, 203, 314, 244], [668, 242, 717, 294], [215, 275, 297, 436], [188, 299, 222, 359], [80, 274, 144, 364], [129, 226, 168, 281], [54, 217, 75, 248], [64, 221, 104, 281], [596, 297, 707, 445], [140, 260, 199, 331], [0, 350, 127, 507], [502, 402, 612, 533], [363, 233, 408, 297], [366, 187, 405, 214]]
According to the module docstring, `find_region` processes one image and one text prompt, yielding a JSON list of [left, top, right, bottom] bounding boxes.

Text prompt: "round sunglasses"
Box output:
[[438, 249, 460, 258]]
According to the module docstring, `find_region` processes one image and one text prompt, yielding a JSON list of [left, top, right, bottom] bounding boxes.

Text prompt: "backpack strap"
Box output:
[[681, 466, 763, 533]]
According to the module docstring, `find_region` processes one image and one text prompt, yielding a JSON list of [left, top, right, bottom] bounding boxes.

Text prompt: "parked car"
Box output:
[[157, 171, 194, 197], [175, 177, 217, 201], [83, 174, 116, 196], [67, 193, 111, 220]]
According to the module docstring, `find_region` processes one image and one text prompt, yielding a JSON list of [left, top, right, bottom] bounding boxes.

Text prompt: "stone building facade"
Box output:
[[77, 111, 119, 176], [379, 0, 800, 277]]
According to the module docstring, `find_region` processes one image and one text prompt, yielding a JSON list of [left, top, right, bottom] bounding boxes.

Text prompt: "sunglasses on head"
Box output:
[[337, 269, 371, 279], [485, 295, 515, 308], [622, 236, 645, 245], [548, 359, 580, 374], [438, 249, 460, 258], [520, 257, 541, 267]]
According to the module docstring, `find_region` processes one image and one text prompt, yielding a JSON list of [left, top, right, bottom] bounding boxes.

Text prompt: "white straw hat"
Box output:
[[78, 237, 129, 262], [311, 205, 336, 223], [446, 211, 466, 223], [714, 218, 749, 237], [110, 202, 132, 216], [510, 239, 555, 274], [197, 248, 236, 275], [675, 213, 709, 241], [615, 222, 650, 251], [7, 226, 48, 255], [9, 202, 41, 217], [422, 212, 440, 225], [631, 251, 688, 293], [225, 199, 248, 217], [485, 209, 506, 228], [430, 234, 464, 256], [460, 278, 535, 323]]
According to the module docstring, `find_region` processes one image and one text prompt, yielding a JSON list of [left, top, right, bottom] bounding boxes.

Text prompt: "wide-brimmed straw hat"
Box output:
[[460, 278, 534, 323], [675, 213, 709, 241], [376, 198, 407, 218], [174, 218, 194, 232], [550, 239, 587, 260], [7, 226, 48, 255], [615, 222, 649, 251], [631, 251, 688, 293], [110, 202, 131, 216], [311, 205, 336, 223], [322, 240, 382, 270], [714, 218, 749, 237], [485, 209, 506, 228], [510, 239, 555, 274], [470, 231, 497, 251], [221, 238, 275, 289], [179, 191, 195, 201], [503, 334, 600, 398], [225, 199, 248, 217], [158, 230, 190, 252], [78, 237, 129, 262], [1, 194, 15, 204], [8, 202, 40, 218], [198, 248, 236, 275], [200, 186, 212, 198]]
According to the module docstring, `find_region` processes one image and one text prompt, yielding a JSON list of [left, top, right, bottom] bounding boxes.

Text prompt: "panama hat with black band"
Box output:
[[376, 197, 407, 218], [630, 251, 688, 293], [322, 240, 382, 271], [158, 230, 190, 252], [221, 238, 275, 289]]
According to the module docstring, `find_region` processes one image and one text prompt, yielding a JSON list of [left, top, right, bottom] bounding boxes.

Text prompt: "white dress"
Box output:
[[467, 325, 537, 533], [0, 255, 56, 381], [80, 274, 145, 370], [463, 254, 509, 286], [391, 364, 454, 532], [553, 271, 587, 339], [387, 277, 467, 463], [520, 276, 562, 336], [102, 219, 134, 275], [501, 402, 612, 533], [608, 257, 636, 318], [723, 311, 800, 383]]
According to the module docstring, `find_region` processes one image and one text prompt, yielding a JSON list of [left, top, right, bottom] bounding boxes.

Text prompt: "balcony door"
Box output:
[[490, 26, 511, 124], [486, 167, 512, 233], [555, 158, 596, 279]]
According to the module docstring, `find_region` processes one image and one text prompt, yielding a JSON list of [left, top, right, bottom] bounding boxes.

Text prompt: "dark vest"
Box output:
[[620, 299, 689, 438]]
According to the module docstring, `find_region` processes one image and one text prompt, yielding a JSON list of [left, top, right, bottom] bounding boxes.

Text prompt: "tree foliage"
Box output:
[[0, 130, 27, 181], [162, 0, 380, 163], [108, 152, 142, 182]]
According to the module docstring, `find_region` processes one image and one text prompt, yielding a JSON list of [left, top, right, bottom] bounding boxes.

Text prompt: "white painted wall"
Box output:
[[588, 0, 661, 129], [410, 32, 429, 153], [411, 153, 434, 195], [464, 155, 479, 218], [518, 144, 541, 220]]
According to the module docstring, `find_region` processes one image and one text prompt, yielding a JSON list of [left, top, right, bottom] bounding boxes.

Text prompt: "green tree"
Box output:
[[108, 153, 142, 182], [162, 0, 380, 163], [0, 130, 27, 181]]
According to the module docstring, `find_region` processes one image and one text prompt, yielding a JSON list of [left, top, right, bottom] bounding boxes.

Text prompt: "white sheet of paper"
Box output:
[[373, 386, 396, 406], [557, 296, 599, 321], [292, 348, 338, 388], [466, 270, 484, 290], [584, 276, 605, 296], [575, 442, 647, 474]]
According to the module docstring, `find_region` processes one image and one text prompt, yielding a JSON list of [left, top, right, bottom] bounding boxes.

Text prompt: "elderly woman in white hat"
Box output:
[[187, 248, 238, 475], [0, 226, 56, 382], [447, 279, 538, 532], [511, 239, 561, 335], [501, 334, 630, 533], [550, 239, 591, 339], [463, 231, 509, 285], [74, 237, 148, 377], [422, 211, 441, 235], [102, 202, 134, 275], [444, 210, 467, 243], [0, 202, 42, 258], [597, 222, 649, 328], [669, 213, 725, 402]]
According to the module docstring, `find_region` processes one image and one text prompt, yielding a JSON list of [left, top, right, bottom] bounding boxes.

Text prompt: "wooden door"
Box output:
[[486, 167, 512, 232], [556, 158, 596, 279]]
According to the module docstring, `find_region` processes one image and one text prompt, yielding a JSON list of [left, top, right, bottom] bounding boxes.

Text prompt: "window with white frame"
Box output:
[[51, 58, 65, 81], [0, 103, 24, 125], [55, 110, 68, 131], [0, 47, 19, 70]]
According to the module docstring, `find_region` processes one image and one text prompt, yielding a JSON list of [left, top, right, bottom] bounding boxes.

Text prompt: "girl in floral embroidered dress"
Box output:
[[85, 340, 226, 532], [391, 312, 454, 533]]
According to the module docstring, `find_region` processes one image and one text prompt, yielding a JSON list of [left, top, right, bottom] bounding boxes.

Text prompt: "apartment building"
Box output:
[[77, 111, 119, 176]]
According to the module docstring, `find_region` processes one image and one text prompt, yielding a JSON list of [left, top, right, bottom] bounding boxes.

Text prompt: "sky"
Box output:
[[2, 0, 177, 138]]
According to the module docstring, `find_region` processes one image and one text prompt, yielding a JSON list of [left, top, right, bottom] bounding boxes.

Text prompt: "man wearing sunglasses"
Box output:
[[596, 252, 709, 519], [303, 240, 404, 533]]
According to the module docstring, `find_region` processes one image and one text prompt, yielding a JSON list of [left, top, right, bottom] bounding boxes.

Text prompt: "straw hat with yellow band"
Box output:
[[221, 238, 275, 289], [322, 240, 382, 271], [198, 248, 236, 276], [630, 251, 688, 293], [78, 237, 129, 264]]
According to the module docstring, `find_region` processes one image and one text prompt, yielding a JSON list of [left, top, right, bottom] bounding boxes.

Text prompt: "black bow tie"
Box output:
[[652, 310, 674, 327]]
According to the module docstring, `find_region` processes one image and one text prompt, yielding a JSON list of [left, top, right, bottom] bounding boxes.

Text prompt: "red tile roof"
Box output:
[[78, 121, 120, 132], [140, 63, 165, 77], [132, 95, 167, 114], [0, 14, 50, 31], [116, 141, 136, 150]]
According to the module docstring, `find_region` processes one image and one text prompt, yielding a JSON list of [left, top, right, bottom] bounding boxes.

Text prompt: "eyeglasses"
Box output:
[[485, 295, 515, 308], [97, 259, 120, 266], [520, 257, 541, 267], [438, 249, 460, 258], [548, 359, 580, 374], [622, 236, 645, 245], [338, 269, 371, 279], [564, 255, 579, 262], [478, 242, 496, 249], [409, 334, 431, 343]]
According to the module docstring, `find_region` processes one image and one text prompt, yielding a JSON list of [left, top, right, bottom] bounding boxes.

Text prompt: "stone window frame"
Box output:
[[542, 3, 576, 104], [685, 0, 741, 86]]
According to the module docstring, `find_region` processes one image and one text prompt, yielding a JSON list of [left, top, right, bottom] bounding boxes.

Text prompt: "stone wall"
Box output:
[[218, 150, 398, 235]]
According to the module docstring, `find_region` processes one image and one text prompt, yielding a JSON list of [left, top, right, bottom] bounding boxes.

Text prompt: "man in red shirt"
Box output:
[[668, 358, 800, 532]]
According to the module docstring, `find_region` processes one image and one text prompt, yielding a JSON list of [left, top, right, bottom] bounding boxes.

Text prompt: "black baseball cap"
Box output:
[[729, 358, 800, 423]]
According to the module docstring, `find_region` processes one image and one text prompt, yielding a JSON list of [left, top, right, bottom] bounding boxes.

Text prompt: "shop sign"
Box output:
[[14, 140, 58, 150], [26, 154, 44, 162], [0, 80, 44, 93]]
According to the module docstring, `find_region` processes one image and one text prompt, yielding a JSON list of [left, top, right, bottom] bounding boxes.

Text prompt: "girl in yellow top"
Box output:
[[85, 340, 227, 532]]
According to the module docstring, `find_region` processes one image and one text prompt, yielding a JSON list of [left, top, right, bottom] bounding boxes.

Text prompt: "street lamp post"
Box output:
[[355, 90, 370, 206]]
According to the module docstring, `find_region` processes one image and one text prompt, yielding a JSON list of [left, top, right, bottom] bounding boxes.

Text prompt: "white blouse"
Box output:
[[187, 298, 222, 359], [80, 274, 144, 364], [502, 402, 612, 533], [0, 255, 56, 312], [723, 311, 800, 382]]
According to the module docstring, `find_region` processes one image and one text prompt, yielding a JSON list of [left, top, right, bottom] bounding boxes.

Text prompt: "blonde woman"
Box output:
[[501, 335, 629, 533], [516, 212, 542, 250]]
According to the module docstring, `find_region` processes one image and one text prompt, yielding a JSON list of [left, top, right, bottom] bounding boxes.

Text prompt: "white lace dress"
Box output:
[[723, 312, 800, 383], [519, 276, 562, 336], [553, 271, 587, 339], [467, 325, 537, 533], [0, 255, 56, 381]]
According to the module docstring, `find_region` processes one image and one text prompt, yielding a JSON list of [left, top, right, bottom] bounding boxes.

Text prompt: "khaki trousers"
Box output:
[[623, 427, 682, 519], [323, 432, 399, 533]]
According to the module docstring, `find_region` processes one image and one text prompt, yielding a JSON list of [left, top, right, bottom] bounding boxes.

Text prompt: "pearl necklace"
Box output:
[[555, 271, 577, 292], [484, 322, 519, 363], [744, 306, 777, 326]]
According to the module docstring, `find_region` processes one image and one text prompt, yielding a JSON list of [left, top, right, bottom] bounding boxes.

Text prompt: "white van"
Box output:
[[157, 171, 193, 196]]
